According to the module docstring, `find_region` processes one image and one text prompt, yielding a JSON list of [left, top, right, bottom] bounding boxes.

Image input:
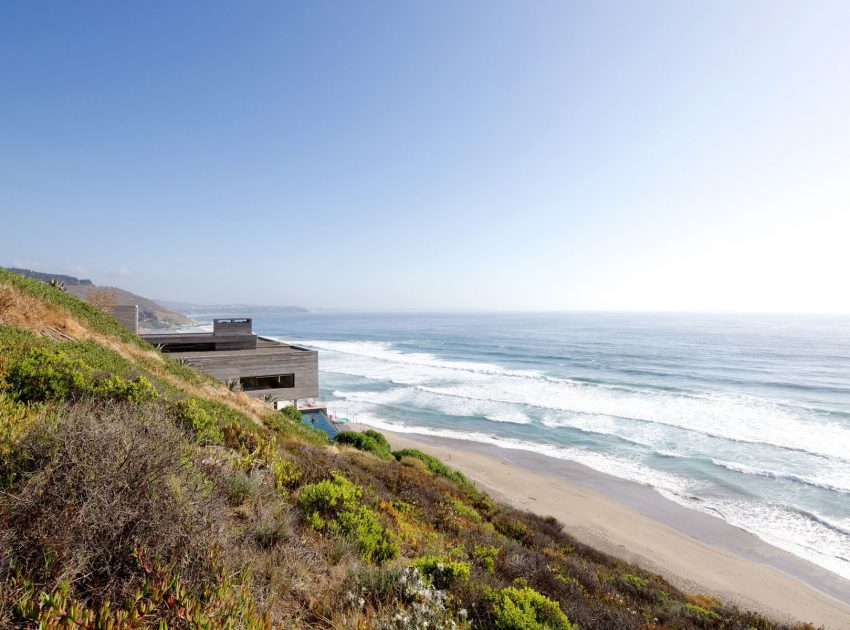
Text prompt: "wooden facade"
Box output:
[[110, 305, 139, 334], [141, 319, 319, 403]]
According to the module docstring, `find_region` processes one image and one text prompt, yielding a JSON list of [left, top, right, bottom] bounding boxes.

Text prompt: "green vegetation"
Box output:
[[279, 404, 303, 422], [449, 497, 482, 523], [6, 344, 158, 404], [686, 602, 723, 622], [412, 555, 471, 589], [393, 447, 476, 490], [0, 268, 807, 628], [473, 545, 500, 574], [170, 397, 223, 444], [621, 573, 649, 588], [298, 474, 399, 563], [12, 547, 269, 629], [335, 428, 393, 459], [489, 586, 576, 630], [266, 404, 329, 446]]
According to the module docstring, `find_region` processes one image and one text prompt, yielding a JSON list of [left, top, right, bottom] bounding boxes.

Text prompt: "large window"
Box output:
[[160, 342, 215, 353], [239, 374, 295, 391]]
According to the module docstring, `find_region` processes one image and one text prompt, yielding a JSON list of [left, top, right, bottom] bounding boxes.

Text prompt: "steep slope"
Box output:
[[0, 268, 810, 629], [1, 267, 195, 328]]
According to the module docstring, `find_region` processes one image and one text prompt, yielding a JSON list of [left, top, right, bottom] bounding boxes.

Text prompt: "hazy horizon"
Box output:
[[3, 2, 850, 312]]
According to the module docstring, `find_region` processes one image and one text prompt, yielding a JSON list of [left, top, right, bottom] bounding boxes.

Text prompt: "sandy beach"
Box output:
[[382, 429, 850, 629]]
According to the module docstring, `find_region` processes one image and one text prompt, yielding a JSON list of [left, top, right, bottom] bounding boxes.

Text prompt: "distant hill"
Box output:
[[2, 267, 195, 329], [65, 285, 196, 329], [3, 267, 94, 287], [160, 300, 309, 316]]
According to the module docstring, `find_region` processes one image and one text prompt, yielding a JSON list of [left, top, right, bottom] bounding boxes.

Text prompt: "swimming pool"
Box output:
[[301, 409, 339, 439]]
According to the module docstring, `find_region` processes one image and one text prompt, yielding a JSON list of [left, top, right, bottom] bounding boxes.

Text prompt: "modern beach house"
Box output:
[[140, 317, 319, 406]]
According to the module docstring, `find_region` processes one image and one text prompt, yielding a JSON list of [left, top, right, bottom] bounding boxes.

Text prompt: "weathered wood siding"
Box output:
[[110, 305, 139, 334], [213, 318, 253, 336], [179, 348, 319, 400]]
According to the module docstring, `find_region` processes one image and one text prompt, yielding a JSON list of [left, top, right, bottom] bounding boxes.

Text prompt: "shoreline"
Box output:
[[380, 428, 850, 629]]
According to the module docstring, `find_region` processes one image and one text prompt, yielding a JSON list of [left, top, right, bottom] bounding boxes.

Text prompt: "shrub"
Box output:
[[398, 454, 428, 472], [5, 346, 158, 404], [363, 429, 390, 450], [222, 470, 261, 506], [298, 473, 362, 530], [488, 586, 576, 630], [378, 500, 434, 550], [171, 398, 223, 444], [473, 545, 500, 574], [0, 402, 224, 604], [279, 405, 303, 422], [335, 430, 392, 460], [494, 515, 533, 546], [685, 602, 722, 622], [298, 474, 398, 563], [223, 421, 260, 452], [392, 448, 475, 491], [621, 573, 649, 588], [343, 566, 460, 629], [0, 393, 37, 487], [254, 521, 282, 550], [339, 504, 399, 564], [271, 456, 302, 492], [449, 497, 482, 523], [411, 555, 470, 589], [85, 286, 117, 311]]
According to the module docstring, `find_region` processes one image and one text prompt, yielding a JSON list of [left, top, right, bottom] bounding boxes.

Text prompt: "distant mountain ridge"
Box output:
[[3, 267, 94, 287], [160, 300, 309, 315], [2, 267, 195, 329]]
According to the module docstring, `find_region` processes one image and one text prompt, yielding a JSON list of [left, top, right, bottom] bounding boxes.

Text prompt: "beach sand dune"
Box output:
[[383, 430, 850, 629]]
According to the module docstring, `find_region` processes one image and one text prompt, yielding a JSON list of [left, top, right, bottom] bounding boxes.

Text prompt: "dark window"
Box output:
[[239, 374, 295, 390], [160, 342, 216, 353]]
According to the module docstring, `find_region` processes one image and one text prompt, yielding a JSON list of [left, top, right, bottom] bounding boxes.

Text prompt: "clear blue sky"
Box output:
[[2, 1, 849, 311]]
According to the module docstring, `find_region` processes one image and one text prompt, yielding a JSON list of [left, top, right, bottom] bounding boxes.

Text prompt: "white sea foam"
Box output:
[[301, 339, 541, 378], [301, 336, 850, 581], [331, 387, 532, 425], [710, 459, 850, 495], [484, 410, 532, 424], [303, 338, 850, 462], [349, 411, 693, 496], [670, 494, 850, 581], [352, 410, 850, 582]]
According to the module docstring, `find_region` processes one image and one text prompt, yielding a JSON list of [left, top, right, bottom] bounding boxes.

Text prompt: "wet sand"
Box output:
[[383, 429, 850, 629]]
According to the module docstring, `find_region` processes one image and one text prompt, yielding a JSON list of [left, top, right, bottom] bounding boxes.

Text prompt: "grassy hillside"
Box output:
[[1, 266, 195, 328], [0, 268, 814, 629]]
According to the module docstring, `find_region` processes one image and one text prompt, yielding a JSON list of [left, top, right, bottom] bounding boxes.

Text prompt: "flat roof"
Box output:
[[140, 333, 314, 357]]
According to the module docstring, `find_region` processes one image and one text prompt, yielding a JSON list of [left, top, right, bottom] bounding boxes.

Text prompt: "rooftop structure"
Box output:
[[141, 318, 318, 404]]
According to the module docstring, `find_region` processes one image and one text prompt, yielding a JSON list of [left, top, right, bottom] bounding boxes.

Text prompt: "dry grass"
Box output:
[[0, 401, 226, 607], [0, 280, 271, 427], [0, 283, 86, 340]]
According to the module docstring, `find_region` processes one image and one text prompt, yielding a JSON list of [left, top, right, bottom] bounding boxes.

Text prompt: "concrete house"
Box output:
[[140, 317, 319, 405]]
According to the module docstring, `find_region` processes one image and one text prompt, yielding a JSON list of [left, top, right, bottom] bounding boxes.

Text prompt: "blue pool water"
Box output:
[[301, 409, 339, 439]]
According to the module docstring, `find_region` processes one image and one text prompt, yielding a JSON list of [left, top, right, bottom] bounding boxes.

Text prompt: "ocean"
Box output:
[[187, 311, 850, 582]]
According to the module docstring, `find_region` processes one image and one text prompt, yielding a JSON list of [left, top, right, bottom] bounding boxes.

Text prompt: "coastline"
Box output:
[[380, 428, 850, 629]]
